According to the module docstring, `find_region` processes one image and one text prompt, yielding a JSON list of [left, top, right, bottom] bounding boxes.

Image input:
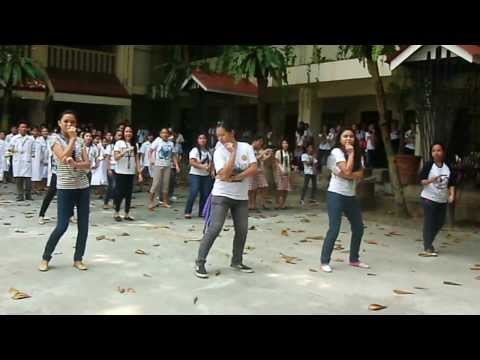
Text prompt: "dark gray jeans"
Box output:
[[15, 177, 32, 198], [422, 197, 447, 252], [196, 196, 249, 266]]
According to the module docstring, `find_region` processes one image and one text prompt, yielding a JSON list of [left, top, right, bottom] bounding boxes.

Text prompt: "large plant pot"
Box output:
[[356, 179, 376, 210], [395, 155, 421, 185]]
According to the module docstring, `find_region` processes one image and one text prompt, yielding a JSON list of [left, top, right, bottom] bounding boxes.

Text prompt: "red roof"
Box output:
[[13, 69, 130, 98], [183, 69, 257, 98], [47, 69, 130, 98]]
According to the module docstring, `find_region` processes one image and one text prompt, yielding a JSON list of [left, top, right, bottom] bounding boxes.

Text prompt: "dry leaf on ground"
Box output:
[[281, 229, 289, 236], [443, 281, 462, 286], [368, 304, 387, 311], [309, 268, 318, 272], [143, 274, 152, 278], [9, 288, 31, 300], [280, 253, 298, 264], [334, 245, 345, 251], [367, 273, 377, 276], [135, 249, 147, 255], [366, 240, 378, 245], [120, 232, 130, 236], [414, 286, 427, 290], [393, 289, 415, 295], [300, 218, 310, 223], [194, 296, 198, 305], [333, 258, 344, 262], [306, 236, 324, 240], [126, 288, 136, 293], [470, 267, 480, 271]]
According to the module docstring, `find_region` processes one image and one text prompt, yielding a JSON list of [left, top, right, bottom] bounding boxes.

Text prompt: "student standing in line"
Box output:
[[184, 133, 213, 219], [139, 133, 154, 192], [83, 132, 98, 185], [195, 121, 257, 279], [365, 124, 377, 168], [0, 132, 6, 183], [419, 142, 456, 257], [390, 121, 400, 154], [148, 128, 180, 210], [113, 126, 143, 221], [300, 143, 318, 207], [248, 136, 272, 211], [103, 130, 122, 209], [317, 126, 332, 173], [8, 121, 34, 201], [320, 128, 369, 273], [5, 125, 18, 183], [274, 139, 293, 210], [404, 122, 416, 155], [90, 135, 108, 194], [38, 110, 91, 272]]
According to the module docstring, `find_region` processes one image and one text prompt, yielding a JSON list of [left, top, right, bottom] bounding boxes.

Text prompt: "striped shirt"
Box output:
[[52, 134, 90, 190]]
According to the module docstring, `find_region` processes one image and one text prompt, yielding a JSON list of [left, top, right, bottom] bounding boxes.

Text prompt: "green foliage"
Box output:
[[0, 46, 47, 90], [216, 46, 289, 87], [337, 45, 397, 64]]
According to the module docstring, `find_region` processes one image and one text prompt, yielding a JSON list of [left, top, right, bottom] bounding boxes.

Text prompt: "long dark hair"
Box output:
[[123, 126, 137, 155], [195, 133, 209, 162], [279, 138, 292, 167], [333, 128, 363, 172]]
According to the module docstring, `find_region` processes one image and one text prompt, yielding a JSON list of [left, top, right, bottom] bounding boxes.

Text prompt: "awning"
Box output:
[[389, 45, 480, 70], [180, 69, 258, 98]]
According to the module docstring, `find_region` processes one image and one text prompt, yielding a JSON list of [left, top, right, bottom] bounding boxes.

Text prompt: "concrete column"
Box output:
[[298, 86, 323, 144], [28, 101, 46, 126], [115, 45, 134, 95], [30, 45, 48, 67]]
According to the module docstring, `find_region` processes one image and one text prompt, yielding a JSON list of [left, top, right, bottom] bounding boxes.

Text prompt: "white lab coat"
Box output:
[[8, 134, 34, 178], [31, 137, 48, 181]]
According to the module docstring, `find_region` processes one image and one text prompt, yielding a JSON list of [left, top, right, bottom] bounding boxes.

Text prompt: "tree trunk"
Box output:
[[366, 56, 410, 218], [1, 89, 12, 131], [257, 76, 267, 135]]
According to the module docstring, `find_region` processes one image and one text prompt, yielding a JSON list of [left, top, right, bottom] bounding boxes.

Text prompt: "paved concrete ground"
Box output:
[[0, 183, 479, 315]]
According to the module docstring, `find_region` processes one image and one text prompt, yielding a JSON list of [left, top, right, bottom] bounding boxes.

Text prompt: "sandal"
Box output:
[[124, 216, 135, 221], [114, 215, 122, 222], [184, 214, 192, 219]]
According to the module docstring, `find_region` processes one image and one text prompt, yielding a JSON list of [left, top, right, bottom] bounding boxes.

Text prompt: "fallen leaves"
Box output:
[[333, 258, 344, 262], [414, 286, 428, 290], [194, 296, 198, 305], [470, 267, 480, 271], [152, 243, 161, 247], [14, 229, 25, 233], [443, 281, 462, 286], [366, 240, 378, 245], [300, 218, 310, 223], [367, 273, 377, 276], [9, 288, 31, 300], [475, 276, 480, 280], [305, 236, 324, 241], [385, 231, 401, 237], [309, 268, 318, 272], [280, 253, 301, 264], [334, 244, 345, 251], [393, 289, 415, 295], [143, 273, 152, 278], [281, 229, 289, 236], [368, 304, 387, 311], [117, 287, 136, 294], [96, 235, 115, 242], [135, 249, 148, 255], [249, 225, 257, 230], [215, 270, 221, 276], [119, 232, 130, 236]]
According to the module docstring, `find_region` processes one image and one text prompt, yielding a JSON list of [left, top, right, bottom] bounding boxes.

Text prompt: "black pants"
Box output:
[[104, 170, 116, 205], [317, 149, 330, 172], [391, 139, 400, 154], [39, 173, 57, 217], [422, 197, 447, 252], [114, 173, 134, 213], [301, 174, 317, 201], [404, 148, 415, 155], [169, 168, 177, 197]]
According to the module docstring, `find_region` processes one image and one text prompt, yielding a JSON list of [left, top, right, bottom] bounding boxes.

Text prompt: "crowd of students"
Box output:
[[0, 113, 456, 277]]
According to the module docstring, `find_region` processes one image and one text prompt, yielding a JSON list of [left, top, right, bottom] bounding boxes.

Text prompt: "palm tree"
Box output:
[[0, 46, 53, 130], [216, 46, 289, 134], [339, 45, 410, 217]]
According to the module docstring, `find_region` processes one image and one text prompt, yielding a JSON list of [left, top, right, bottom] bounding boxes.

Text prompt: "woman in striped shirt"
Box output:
[[38, 110, 91, 272]]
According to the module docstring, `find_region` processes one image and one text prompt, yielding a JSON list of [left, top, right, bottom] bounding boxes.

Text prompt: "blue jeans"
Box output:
[[185, 174, 212, 216], [321, 191, 364, 264], [42, 188, 90, 262]]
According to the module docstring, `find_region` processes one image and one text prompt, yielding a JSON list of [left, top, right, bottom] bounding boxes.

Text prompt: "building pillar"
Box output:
[[30, 45, 48, 68], [115, 45, 134, 95], [298, 86, 323, 144]]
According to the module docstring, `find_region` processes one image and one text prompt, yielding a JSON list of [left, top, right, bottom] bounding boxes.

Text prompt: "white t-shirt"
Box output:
[[151, 138, 176, 167], [327, 148, 358, 197], [421, 163, 452, 203], [365, 131, 375, 150], [212, 142, 257, 201], [189, 147, 212, 176], [302, 153, 317, 175], [405, 130, 415, 150], [114, 140, 136, 175], [318, 133, 332, 150], [390, 130, 399, 141], [139, 141, 152, 167], [104, 144, 116, 172], [275, 150, 292, 175]]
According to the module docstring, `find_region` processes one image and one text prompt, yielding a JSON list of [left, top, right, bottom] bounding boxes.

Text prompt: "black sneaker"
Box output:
[[16, 196, 24, 202], [195, 263, 209, 279], [231, 263, 255, 273], [26, 195, 33, 201]]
